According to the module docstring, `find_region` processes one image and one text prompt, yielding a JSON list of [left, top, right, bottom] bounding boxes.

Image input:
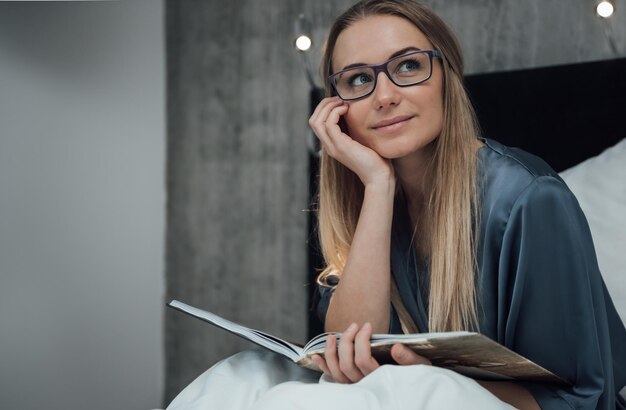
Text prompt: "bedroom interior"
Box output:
[[164, 2, 626, 404], [0, 1, 624, 409], [167, 0, 626, 405]]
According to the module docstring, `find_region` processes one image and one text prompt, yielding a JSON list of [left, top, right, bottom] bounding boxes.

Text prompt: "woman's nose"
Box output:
[[372, 71, 401, 109]]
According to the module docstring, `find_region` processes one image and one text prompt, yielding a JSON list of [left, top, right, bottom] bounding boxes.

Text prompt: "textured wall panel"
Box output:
[[165, 0, 314, 402], [428, 0, 626, 73]]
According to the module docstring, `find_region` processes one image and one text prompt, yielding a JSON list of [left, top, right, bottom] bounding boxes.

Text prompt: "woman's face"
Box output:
[[332, 15, 444, 160]]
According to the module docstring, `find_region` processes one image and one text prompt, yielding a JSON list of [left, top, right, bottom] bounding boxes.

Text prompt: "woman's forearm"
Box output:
[[325, 179, 396, 334], [477, 381, 540, 410]]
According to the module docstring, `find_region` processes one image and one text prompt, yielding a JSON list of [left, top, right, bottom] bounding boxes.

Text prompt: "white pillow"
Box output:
[[559, 138, 626, 325]]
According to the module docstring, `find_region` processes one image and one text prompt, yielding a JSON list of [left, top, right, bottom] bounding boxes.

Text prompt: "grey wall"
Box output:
[[299, 0, 626, 76], [164, 0, 312, 402], [428, 0, 625, 74], [0, 2, 165, 409], [165, 0, 625, 405]]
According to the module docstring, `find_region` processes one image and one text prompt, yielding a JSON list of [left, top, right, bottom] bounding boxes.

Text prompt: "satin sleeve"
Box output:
[[499, 175, 621, 409], [315, 274, 339, 325]]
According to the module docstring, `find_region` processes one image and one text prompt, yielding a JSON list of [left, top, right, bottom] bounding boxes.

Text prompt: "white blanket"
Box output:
[[165, 349, 513, 410]]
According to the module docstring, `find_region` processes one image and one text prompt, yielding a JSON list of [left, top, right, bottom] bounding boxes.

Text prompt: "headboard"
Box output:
[[465, 58, 626, 172]]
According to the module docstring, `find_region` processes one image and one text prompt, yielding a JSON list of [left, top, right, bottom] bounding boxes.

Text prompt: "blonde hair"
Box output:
[[317, 0, 481, 332]]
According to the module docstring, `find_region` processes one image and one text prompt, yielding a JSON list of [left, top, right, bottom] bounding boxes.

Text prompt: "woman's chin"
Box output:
[[375, 137, 440, 160], [373, 146, 421, 160]]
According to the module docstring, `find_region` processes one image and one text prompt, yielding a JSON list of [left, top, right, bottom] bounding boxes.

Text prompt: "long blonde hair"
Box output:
[[317, 0, 481, 332]]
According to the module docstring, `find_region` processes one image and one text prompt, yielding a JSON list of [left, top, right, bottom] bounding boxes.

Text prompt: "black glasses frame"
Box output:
[[329, 49, 442, 101]]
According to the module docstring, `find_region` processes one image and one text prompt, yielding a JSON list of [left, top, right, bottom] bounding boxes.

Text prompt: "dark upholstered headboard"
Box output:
[[465, 58, 626, 173]]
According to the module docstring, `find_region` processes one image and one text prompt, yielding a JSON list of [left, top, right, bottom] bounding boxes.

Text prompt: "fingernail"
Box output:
[[363, 322, 371, 331], [348, 323, 357, 332]]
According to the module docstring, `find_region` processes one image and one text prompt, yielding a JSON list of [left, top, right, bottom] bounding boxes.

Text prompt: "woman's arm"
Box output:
[[391, 344, 540, 409], [476, 381, 540, 410], [324, 178, 395, 333], [308, 97, 396, 334]]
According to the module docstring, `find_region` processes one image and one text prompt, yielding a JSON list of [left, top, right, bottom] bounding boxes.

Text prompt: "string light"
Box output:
[[596, 1, 615, 18], [293, 14, 312, 51], [295, 35, 312, 52]]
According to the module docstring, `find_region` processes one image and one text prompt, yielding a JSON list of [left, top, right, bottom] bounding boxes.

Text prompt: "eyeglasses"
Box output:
[[329, 49, 442, 101]]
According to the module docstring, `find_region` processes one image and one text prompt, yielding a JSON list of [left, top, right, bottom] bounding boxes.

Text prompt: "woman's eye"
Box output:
[[397, 59, 422, 73], [347, 72, 373, 87]]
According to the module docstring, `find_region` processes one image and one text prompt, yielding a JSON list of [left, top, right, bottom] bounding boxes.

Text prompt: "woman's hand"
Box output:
[[308, 97, 394, 187], [390, 344, 432, 366], [313, 322, 380, 383], [311, 323, 432, 384]]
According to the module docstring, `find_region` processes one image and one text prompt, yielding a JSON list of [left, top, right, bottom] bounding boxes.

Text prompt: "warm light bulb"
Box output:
[[597, 1, 614, 18], [295, 35, 312, 51]]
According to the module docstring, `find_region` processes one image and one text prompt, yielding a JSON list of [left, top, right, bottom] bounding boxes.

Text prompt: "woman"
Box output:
[[308, 0, 626, 409]]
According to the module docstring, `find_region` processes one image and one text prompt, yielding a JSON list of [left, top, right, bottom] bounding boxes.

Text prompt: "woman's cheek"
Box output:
[[343, 110, 367, 144], [346, 124, 368, 146]]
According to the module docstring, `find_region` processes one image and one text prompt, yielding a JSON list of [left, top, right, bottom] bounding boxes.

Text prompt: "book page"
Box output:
[[168, 300, 304, 362]]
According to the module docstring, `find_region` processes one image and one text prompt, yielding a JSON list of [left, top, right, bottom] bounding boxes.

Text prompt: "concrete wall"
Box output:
[[298, 0, 626, 76], [164, 0, 312, 401], [165, 0, 624, 404], [0, 2, 165, 409], [430, 0, 625, 73]]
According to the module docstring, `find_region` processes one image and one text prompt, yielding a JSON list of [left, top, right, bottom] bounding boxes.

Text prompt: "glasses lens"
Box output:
[[333, 67, 375, 100], [388, 52, 431, 86]]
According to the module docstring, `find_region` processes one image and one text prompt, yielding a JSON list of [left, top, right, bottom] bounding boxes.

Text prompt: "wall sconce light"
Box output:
[[293, 13, 323, 156], [595, 1, 619, 56], [294, 14, 313, 51], [596, 1, 615, 18], [295, 35, 312, 52], [293, 14, 317, 89], [293, 14, 311, 48]]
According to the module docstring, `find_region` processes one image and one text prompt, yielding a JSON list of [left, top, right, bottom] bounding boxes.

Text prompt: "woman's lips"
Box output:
[[371, 115, 415, 132]]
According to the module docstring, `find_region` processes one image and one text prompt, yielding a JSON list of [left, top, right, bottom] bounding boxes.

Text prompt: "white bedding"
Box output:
[[560, 138, 626, 324], [165, 349, 513, 410]]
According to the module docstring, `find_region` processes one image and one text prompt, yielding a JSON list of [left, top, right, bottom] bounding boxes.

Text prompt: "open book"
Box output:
[[168, 299, 569, 385]]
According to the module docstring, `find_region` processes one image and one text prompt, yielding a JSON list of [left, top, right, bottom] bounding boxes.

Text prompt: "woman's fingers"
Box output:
[[354, 322, 380, 375], [337, 323, 366, 382], [308, 97, 354, 154], [311, 354, 331, 376], [323, 103, 349, 139], [308, 97, 345, 146], [324, 333, 351, 383], [391, 344, 432, 366], [308, 96, 341, 126]]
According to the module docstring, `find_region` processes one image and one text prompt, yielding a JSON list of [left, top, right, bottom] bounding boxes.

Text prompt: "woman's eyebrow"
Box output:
[[340, 46, 423, 71]]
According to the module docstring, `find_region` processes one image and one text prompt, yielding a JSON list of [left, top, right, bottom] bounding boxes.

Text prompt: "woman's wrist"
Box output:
[[363, 173, 396, 196]]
